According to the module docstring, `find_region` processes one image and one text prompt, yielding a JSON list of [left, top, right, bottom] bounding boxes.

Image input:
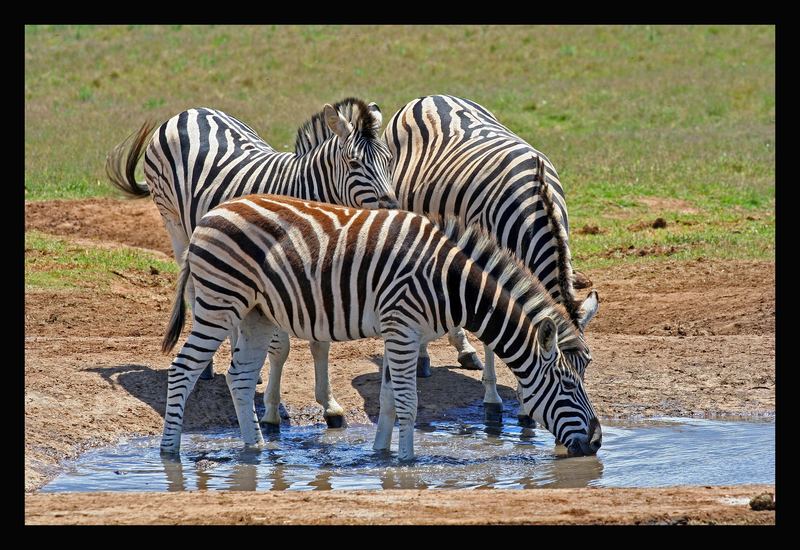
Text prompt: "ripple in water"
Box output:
[[41, 408, 774, 492]]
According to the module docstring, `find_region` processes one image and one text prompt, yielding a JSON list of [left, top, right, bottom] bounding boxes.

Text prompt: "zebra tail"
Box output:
[[162, 251, 190, 354], [105, 119, 157, 198]]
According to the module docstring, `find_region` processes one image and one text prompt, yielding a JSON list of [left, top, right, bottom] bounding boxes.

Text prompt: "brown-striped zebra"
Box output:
[[106, 98, 397, 397], [160, 195, 602, 460]]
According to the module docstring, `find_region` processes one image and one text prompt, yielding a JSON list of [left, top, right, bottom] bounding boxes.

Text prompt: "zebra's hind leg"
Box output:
[[481, 345, 504, 424], [447, 327, 483, 371], [261, 330, 290, 430], [164, 220, 215, 381], [226, 309, 272, 449], [184, 277, 219, 381], [310, 341, 345, 428], [160, 327, 229, 454]]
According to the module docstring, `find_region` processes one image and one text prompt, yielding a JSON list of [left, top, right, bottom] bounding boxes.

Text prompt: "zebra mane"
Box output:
[[534, 157, 582, 327], [428, 213, 583, 352], [294, 97, 380, 155]]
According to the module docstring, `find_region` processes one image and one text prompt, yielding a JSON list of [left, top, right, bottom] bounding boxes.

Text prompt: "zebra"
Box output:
[[159, 194, 602, 460], [106, 98, 398, 409], [262, 94, 597, 428]]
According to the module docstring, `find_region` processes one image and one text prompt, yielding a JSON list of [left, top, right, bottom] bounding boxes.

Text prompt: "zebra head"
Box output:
[[323, 101, 397, 210], [522, 317, 602, 457]]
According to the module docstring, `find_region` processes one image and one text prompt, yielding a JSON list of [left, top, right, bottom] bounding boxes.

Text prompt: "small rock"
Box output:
[[652, 217, 667, 229], [195, 459, 218, 472], [749, 492, 775, 511]]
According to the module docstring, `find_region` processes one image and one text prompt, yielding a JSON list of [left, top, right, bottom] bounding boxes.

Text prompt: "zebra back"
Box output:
[[108, 99, 395, 247], [384, 94, 579, 323]]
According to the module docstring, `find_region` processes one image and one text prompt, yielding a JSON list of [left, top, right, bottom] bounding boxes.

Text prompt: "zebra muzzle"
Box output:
[[378, 196, 399, 209], [566, 417, 602, 457]]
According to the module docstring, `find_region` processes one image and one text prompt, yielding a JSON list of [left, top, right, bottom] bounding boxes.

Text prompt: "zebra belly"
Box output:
[[254, 290, 382, 342]]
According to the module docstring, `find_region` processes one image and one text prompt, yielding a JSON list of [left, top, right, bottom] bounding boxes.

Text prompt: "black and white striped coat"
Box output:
[[383, 94, 598, 419], [262, 95, 597, 426], [106, 98, 397, 388], [161, 195, 602, 460]]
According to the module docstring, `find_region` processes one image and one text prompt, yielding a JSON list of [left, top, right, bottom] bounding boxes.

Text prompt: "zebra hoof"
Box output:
[[458, 352, 483, 370], [198, 363, 215, 380], [517, 415, 536, 429], [416, 357, 432, 378], [325, 415, 345, 429], [261, 422, 281, 434], [483, 402, 503, 424]]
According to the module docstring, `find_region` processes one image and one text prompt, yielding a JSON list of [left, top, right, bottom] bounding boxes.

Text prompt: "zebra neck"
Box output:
[[292, 139, 339, 204], [461, 263, 538, 373]]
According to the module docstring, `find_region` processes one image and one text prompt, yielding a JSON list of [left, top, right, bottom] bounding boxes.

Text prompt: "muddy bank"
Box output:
[[25, 486, 776, 525]]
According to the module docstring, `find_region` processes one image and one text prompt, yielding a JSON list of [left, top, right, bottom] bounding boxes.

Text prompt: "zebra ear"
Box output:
[[367, 102, 383, 131], [324, 104, 353, 141], [578, 290, 599, 331], [537, 317, 558, 354]]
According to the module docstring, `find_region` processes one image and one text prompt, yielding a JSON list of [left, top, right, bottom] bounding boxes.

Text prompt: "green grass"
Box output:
[[25, 24, 774, 267], [25, 231, 178, 290]]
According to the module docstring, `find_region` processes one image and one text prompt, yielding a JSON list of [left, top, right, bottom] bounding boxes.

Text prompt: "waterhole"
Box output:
[[41, 404, 774, 492]]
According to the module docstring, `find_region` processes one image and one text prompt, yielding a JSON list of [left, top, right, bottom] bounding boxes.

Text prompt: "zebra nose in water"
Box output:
[[378, 196, 399, 209], [588, 417, 602, 453]]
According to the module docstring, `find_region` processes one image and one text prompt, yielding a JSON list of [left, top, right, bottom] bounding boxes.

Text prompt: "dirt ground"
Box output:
[[25, 486, 775, 525], [24, 198, 776, 525]]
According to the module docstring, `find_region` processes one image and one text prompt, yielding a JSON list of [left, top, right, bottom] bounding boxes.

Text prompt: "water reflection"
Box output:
[[42, 413, 775, 493], [161, 455, 185, 492]]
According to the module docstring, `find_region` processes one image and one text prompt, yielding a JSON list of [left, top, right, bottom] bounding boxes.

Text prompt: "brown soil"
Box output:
[[25, 486, 775, 525], [24, 198, 776, 525]]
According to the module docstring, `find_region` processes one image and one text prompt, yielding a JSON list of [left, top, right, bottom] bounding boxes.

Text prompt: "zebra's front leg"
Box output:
[[310, 341, 345, 428], [161, 328, 228, 454], [482, 345, 504, 424], [516, 381, 535, 429], [382, 333, 420, 461], [261, 330, 290, 430], [416, 342, 432, 378], [373, 355, 396, 452], [226, 310, 272, 448], [447, 327, 483, 370]]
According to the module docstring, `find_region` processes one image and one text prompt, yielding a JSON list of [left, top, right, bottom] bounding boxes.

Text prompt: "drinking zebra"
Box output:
[[106, 98, 397, 413], [160, 195, 602, 460], [263, 94, 597, 427]]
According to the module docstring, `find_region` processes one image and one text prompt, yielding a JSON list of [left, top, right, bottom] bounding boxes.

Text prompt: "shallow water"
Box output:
[[41, 404, 774, 492]]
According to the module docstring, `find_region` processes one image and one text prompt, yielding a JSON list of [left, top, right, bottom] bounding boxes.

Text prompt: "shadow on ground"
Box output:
[[84, 363, 283, 430], [351, 354, 518, 423]]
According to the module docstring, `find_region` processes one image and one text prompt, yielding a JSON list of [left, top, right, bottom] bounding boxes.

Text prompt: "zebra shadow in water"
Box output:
[[84, 363, 291, 431], [351, 354, 519, 425]]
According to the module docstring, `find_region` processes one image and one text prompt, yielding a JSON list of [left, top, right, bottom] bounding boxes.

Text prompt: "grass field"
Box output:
[[24, 25, 774, 271], [24, 230, 177, 290]]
